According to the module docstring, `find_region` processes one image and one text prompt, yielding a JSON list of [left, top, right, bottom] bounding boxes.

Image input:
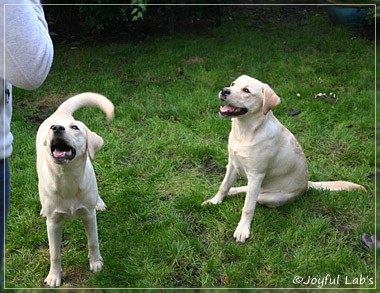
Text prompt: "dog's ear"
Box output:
[[86, 129, 104, 160], [262, 85, 281, 115]]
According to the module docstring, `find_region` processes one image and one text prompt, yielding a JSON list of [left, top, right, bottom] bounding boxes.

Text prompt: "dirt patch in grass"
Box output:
[[18, 94, 74, 126], [184, 56, 205, 65], [185, 215, 206, 237], [317, 205, 359, 248], [61, 266, 90, 288], [202, 158, 225, 175], [20, 94, 68, 111], [169, 258, 201, 287]]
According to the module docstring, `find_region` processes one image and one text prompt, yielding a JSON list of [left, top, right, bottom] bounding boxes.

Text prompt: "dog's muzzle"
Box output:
[[218, 88, 248, 117], [50, 125, 76, 163]]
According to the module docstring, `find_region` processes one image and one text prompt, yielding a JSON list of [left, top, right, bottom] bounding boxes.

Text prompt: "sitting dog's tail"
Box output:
[[307, 181, 366, 192], [228, 180, 366, 196], [56, 92, 114, 120]]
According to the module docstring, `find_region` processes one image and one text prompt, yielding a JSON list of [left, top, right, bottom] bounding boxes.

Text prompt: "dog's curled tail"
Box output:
[[308, 181, 366, 192], [56, 92, 114, 120]]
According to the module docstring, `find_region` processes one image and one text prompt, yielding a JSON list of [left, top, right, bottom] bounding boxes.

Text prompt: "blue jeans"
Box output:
[[0, 159, 10, 290]]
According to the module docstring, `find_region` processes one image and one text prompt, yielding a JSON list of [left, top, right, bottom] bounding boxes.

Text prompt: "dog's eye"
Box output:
[[71, 125, 79, 130], [243, 88, 250, 93], [231, 82, 235, 86]]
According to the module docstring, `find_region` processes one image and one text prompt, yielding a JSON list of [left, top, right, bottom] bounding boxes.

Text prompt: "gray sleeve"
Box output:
[[1, 0, 54, 90]]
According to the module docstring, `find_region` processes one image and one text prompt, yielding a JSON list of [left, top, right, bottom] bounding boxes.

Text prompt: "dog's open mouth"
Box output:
[[50, 138, 76, 162], [219, 104, 248, 117]]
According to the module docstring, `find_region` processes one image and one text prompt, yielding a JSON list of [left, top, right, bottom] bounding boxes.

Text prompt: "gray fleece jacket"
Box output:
[[1, 0, 53, 159]]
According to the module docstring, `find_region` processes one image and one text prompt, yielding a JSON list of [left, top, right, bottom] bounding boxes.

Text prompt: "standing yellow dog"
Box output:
[[36, 93, 114, 287]]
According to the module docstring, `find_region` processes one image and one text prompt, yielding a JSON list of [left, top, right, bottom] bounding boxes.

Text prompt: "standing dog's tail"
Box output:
[[308, 181, 366, 192], [56, 92, 114, 120]]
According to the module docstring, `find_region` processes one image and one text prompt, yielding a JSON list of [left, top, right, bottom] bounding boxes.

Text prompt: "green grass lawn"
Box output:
[[4, 6, 376, 289]]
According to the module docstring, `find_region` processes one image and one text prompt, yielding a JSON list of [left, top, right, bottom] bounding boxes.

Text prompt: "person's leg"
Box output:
[[0, 159, 10, 290]]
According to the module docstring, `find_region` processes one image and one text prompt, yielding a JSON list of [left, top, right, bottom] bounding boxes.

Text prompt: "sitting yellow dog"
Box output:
[[203, 75, 365, 243]]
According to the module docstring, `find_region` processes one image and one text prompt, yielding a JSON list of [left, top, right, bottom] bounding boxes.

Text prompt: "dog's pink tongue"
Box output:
[[53, 150, 66, 157], [53, 150, 71, 158], [220, 105, 236, 113]]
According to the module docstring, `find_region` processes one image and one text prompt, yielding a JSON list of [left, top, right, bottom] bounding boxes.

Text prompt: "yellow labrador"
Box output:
[[36, 93, 114, 287], [203, 75, 365, 243]]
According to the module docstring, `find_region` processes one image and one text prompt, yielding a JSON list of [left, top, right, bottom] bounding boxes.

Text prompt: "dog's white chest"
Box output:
[[56, 204, 90, 219], [40, 184, 94, 219], [228, 147, 248, 178], [40, 202, 90, 219]]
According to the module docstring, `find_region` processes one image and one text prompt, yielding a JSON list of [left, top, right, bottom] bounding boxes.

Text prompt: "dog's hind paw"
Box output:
[[228, 186, 248, 195]]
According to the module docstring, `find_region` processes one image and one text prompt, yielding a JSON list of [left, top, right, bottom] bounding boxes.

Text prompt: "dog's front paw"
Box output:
[[202, 196, 223, 205], [96, 197, 106, 211], [90, 259, 103, 273], [233, 224, 250, 243], [44, 272, 61, 288]]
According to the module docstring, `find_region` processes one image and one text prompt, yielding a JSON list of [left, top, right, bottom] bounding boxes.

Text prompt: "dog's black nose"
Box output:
[[220, 88, 231, 101], [51, 125, 65, 134], [221, 88, 231, 96]]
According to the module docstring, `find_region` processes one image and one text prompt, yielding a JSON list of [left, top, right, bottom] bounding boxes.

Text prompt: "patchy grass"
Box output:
[[4, 6, 375, 290]]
